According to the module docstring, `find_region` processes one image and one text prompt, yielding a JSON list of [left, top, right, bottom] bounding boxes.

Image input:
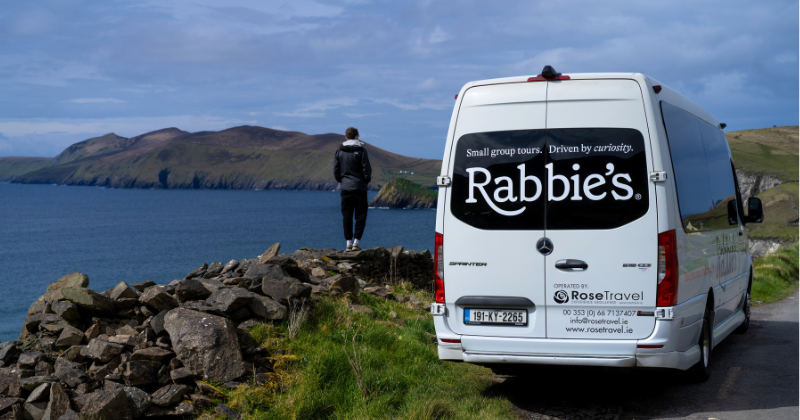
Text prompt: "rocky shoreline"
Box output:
[[369, 178, 437, 209], [0, 244, 433, 419]]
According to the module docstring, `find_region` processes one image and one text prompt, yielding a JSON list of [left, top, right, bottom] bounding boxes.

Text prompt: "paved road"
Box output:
[[491, 291, 799, 420]]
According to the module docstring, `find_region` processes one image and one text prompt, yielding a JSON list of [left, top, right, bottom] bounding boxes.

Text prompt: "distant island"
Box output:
[[0, 126, 442, 191], [370, 178, 437, 209]]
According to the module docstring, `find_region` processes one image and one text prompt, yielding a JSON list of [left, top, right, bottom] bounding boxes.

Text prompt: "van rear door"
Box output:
[[443, 82, 548, 338], [543, 79, 658, 340]]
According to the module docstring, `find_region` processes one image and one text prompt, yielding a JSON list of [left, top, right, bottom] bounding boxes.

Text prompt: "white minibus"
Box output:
[[431, 66, 764, 381]]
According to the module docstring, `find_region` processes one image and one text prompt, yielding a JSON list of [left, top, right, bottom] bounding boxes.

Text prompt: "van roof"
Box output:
[[460, 73, 721, 128]]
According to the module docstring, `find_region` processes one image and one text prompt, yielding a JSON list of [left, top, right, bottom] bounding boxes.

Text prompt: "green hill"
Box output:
[[370, 178, 437, 209], [2, 126, 442, 190], [727, 126, 799, 241], [727, 125, 798, 182], [0, 157, 53, 180]]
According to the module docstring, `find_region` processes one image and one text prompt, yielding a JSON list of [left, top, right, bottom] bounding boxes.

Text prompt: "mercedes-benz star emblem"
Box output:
[[536, 237, 553, 255]]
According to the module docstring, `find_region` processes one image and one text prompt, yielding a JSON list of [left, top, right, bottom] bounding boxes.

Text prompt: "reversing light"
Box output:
[[653, 85, 662, 94], [434, 232, 445, 303], [656, 230, 678, 306]]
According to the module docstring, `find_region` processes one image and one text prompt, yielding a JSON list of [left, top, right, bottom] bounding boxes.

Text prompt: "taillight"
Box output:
[[434, 232, 444, 303], [656, 230, 678, 306]]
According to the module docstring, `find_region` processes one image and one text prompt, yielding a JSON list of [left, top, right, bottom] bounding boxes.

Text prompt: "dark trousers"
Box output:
[[341, 190, 368, 240]]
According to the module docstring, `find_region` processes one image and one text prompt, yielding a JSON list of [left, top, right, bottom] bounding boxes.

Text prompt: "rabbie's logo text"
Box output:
[[466, 162, 636, 216]]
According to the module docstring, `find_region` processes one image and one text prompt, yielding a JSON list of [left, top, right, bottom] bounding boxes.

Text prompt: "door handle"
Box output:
[[555, 259, 588, 271]]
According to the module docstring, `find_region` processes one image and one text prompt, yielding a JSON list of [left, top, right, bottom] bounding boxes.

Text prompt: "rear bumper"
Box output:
[[434, 296, 707, 371]]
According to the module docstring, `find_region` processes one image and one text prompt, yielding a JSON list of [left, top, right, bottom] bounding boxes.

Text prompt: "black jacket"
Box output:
[[334, 140, 372, 191]]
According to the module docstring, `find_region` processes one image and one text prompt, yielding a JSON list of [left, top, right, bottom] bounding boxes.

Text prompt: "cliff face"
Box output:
[[369, 178, 437, 209], [5, 126, 442, 191]]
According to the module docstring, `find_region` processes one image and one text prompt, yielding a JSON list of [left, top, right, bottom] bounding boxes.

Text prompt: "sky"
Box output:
[[0, 0, 797, 160]]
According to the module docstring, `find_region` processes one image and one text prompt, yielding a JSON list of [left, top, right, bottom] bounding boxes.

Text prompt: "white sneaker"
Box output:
[[346, 244, 354, 251], [352, 244, 362, 251]]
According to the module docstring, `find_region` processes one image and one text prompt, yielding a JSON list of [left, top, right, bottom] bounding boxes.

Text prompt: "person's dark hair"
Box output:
[[345, 127, 359, 140]]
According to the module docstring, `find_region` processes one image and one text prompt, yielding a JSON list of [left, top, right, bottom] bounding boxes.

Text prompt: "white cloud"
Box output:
[[297, 97, 358, 112], [69, 98, 127, 104], [274, 112, 325, 118], [414, 77, 439, 92], [428, 26, 452, 44], [271, 125, 289, 131], [0, 115, 256, 138], [344, 113, 381, 118], [774, 52, 798, 63], [373, 98, 450, 111]]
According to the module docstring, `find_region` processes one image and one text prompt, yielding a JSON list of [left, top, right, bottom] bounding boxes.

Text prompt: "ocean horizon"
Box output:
[[0, 182, 435, 341]]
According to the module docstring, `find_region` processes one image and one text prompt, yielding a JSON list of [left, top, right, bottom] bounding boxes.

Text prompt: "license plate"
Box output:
[[464, 308, 527, 326]]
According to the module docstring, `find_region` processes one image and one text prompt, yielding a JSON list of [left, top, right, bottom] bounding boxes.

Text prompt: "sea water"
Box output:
[[0, 183, 435, 341]]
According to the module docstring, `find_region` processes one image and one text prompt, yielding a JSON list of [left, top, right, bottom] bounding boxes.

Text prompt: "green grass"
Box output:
[[748, 183, 799, 241], [0, 157, 53, 180], [209, 284, 512, 419], [727, 126, 799, 182], [751, 244, 799, 304]]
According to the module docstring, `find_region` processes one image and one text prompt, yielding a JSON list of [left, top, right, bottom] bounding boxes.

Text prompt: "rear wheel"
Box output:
[[687, 307, 712, 383], [734, 277, 752, 334]]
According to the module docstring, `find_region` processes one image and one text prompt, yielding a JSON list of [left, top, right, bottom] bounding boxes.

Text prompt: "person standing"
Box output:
[[334, 127, 372, 251]]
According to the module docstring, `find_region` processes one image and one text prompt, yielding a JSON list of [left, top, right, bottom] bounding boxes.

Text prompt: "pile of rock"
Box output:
[[0, 244, 432, 420]]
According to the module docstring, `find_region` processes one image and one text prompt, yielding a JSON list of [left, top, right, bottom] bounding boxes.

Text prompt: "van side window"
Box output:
[[660, 101, 713, 232], [699, 124, 739, 228]]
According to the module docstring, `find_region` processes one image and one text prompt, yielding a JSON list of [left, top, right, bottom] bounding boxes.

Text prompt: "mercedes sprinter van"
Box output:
[[430, 66, 764, 381]]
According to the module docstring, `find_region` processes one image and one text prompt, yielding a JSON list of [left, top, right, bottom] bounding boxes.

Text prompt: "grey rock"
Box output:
[[197, 279, 225, 293], [55, 368, 87, 388], [0, 346, 17, 364], [120, 361, 160, 387], [0, 370, 21, 397], [130, 281, 156, 293], [56, 410, 78, 420], [150, 384, 188, 407], [44, 273, 89, 303], [261, 277, 311, 305], [163, 309, 245, 382], [0, 398, 22, 418], [34, 361, 54, 377], [264, 255, 312, 283], [245, 264, 289, 281], [120, 386, 151, 419], [142, 401, 195, 417], [59, 288, 112, 314], [108, 282, 139, 302], [348, 305, 373, 315], [248, 296, 287, 320], [222, 260, 239, 273], [55, 326, 83, 348], [204, 262, 225, 278], [42, 383, 69, 420], [257, 243, 281, 264], [60, 347, 84, 363], [185, 264, 208, 280], [23, 314, 47, 335], [363, 286, 396, 301], [206, 288, 252, 314], [139, 287, 178, 312], [49, 301, 79, 322], [130, 348, 173, 364], [169, 368, 194, 384], [174, 280, 211, 302], [178, 301, 228, 317], [215, 403, 242, 420], [17, 353, 45, 369], [25, 383, 50, 403], [150, 311, 168, 336], [38, 315, 68, 334], [23, 401, 47, 420], [80, 340, 124, 363], [329, 276, 360, 295], [83, 325, 100, 342], [114, 298, 139, 309], [78, 388, 132, 420], [311, 267, 327, 278]]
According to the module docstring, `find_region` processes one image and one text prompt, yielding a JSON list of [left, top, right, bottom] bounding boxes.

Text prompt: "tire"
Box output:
[[734, 278, 752, 334], [686, 307, 712, 383]]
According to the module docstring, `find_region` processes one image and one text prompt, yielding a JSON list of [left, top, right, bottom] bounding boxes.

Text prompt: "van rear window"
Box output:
[[450, 128, 649, 230]]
